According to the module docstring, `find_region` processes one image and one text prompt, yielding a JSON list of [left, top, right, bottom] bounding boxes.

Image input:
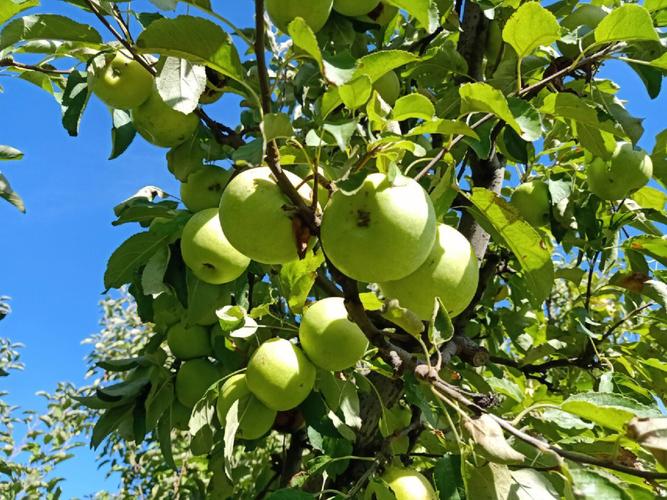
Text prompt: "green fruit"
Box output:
[[216, 374, 277, 440], [246, 338, 316, 411], [333, 0, 379, 17], [180, 166, 231, 213], [373, 71, 401, 106], [199, 67, 227, 105], [175, 359, 220, 408], [380, 224, 478, 320], [88, 50, 153, 109], [133, 89, 199, 148], [587, 142, 653, 200], [321, 173, 436, 283], [167, 322, 212, 360], [181, 208, 250, 285], [299, 297, 368, 371], [357, 2, 398, 26], [171, 401, 192, 430], [266, 0, 333, 34], [383, 467, 437, 500], [219, 167, 315, 264], [510, 180, 550, 227]]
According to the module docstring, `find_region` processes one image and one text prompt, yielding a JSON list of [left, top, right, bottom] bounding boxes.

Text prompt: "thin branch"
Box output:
[[195, 109, 245, 149], [0, 58, 71, 75], [598, 303, 654, 345]]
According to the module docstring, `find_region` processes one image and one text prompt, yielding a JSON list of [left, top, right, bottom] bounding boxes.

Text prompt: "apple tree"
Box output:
[[2, 0, 667, 497]]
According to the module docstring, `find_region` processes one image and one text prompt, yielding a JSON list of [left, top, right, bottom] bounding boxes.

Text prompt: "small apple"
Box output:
[[299, 297, 368, 371], [373, 71, 401, 106], [219, 167, 316, 265], [180, 165, 231, 213], [357, 2, 398, 26], [380, 224, 478, 320], [199, 67, 227, 105], [132, 88, 200, 148], [587, 142, 653, 200], [382, 466, 437, 500], [321, 173, 436, 283], [88, 50, 153, 109], [216, 374, 277, 440], [333, 0, 379, 17], [246, 338, 316, 411], [180, 208, 250, 285], [175, 358, 220, 408], [510, 180, 550, 227], [266, 0, 333, 34], [167, 322, 212, 360]]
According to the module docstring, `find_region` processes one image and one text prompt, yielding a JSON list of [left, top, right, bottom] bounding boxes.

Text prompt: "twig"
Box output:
[[0, 58, 71, 75], [195, 109, 245, 149], [598, 303, 654, 345]]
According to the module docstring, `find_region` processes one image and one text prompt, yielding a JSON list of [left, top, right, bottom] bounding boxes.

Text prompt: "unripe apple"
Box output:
[[373, 71, 401, 106], [510, 180, 550, 227], [199, 67, 227, 105], [167, 322, 212, 360], [219, 167, 316, 264], [180, 166, 231, 213], [266, 0, 333, 34], [299, 297, 368, 371], [132, 89, 199, 148], [357, 2, 398, 26], [175, 359, 220, 408], [88, 50, 153, 109], [587, 142, 653, 200], [180, 208, 250, 285], [333, 0, 379, 17], [382, 466, 437, 500], [246, 338, 316, 411], [380, 224, 478, 320], [321, 173, 436, 283], [216, 374, 277, 440]]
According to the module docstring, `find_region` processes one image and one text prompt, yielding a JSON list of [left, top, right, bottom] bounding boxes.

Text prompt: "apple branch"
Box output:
[[0, 58, 72, 75]]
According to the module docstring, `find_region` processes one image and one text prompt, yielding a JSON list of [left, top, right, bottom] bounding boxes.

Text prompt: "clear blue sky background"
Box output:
[[0, 1, 665, 497]]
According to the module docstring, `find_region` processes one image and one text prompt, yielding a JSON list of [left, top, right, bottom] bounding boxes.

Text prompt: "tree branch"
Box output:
[[0, 58, 71, 75]]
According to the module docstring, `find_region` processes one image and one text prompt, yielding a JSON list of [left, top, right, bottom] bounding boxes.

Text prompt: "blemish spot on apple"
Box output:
[[357, 210, 371, 227]]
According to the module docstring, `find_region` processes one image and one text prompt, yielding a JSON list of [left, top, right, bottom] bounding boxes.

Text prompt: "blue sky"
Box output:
[[0, 1, 665, 497]]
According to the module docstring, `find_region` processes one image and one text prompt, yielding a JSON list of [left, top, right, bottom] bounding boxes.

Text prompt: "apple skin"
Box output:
[[88, 50, 153, 109], [219, 167, 316, 265], [167, 322, 212, 360], [246, 338, 316, 411], [321, 173, 436, 283], [333, 0, 379, 17], [180, 166, 231, 213], [587, 142, 653, 200], [181, 208, 250, 285], [373, 71, 401, 106], [266, 0, 333, 34], [216, 374, 277, 440], [175, 359, 221, 408], [383, 467, 437, 500], [299, 297, 368, 371], [132, 89, 200, 148], [356, 2, 398, 26], [380, 224, 478, 320], [510, 180, 550, 227]]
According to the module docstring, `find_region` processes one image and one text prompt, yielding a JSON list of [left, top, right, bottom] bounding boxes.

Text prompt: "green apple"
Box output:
[[219, 167, 316, 264], [175, 359, 220, 408], [199, 67, 226, 105], [246, 338, 316, 411], [382, 466, 437, 500], [510, 180, 550, 227], [132, 89, 200, 148], [216, 374, 277, 440], [380, 224, 478, 320], [167, 322, 212, 360], [171, 401, 192, 430], [88, 50, 153, 109], [266, 0, 333, 34], [181, 208, 250, 285], [299, 297, 368, 371], [333, 0, 379, 17], [373, 71, 401, 106], [357, 2, 398, 26], [321, 173, 436, 283], [587, 142, 653, 200], [180, 166, 231, 213]]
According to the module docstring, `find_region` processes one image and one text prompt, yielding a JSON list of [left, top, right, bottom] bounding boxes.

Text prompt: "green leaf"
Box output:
[[382, 299, 424, 337], [428, 298, 454, 352], [434, 455, 464, 500], [58, 70, 89, 137], [0, 14, 102, 51], [561, 392, 660, 431], [109, 109, 136, 160], [288, 17, 322, 70], [156, 56, 207, 114], [136, 15, 245, 85], [627, 416, 667, 468], [463, 462, 513, 500], [565, 462, 626, 500], [429, 164, 459, 219], [279, 250, 325, 314], [186, 271, 225, 324], [323, 121, 357, 152], [625, 235, 667, 266], [407, 119, 478, 139], [507, 98, 542, 142], [502, 2, 561, 58], [354, 50, 420, 83], [465, 188, 554, 304], [386, 0, 437, 33], [391, 93, 435, 121], [459, 82, 522, 135], [594, 4, 659, 44], [338, 75, 372, 110], [262, 113, 295, 142], [0, 0, 39, 25], [510, 469, 559, 499], [104, 231, 173, 290], [157, 412, 176, 469], [266, 489, 314, 500], [0, 145, 23, 160], [91, 405, 133, 449], [540, 93, 623, 137], [0, 171, 25, 212]]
